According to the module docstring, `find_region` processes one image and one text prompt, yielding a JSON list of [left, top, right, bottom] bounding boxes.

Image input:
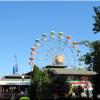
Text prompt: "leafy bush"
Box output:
[[19, 96, 30, 100]]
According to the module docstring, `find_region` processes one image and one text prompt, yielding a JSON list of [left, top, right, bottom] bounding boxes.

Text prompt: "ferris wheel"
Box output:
[[29, 31, 83, 68]]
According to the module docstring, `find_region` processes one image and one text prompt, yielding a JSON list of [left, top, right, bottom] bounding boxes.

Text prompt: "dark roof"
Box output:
[[45, 65, 67, 68], [44, 68, 97, 75], [24, 72, 32, 76], [4, 74, 30, 79]]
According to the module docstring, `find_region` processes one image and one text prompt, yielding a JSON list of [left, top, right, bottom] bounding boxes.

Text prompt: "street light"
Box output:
[[21, 74, 25, 83]]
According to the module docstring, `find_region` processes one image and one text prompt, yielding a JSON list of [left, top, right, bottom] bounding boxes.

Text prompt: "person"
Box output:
[[81, 90, 87, 98], [88, 85, 93, 98], [72, 92, 76, 98], [24, 88, 28, 96], [86, 88, 89, 98]]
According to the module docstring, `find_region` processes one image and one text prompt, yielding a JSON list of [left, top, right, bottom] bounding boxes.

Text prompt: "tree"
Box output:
[[29, 65, 52, 100], [29, 65, 72, 99], [66, 82, 72, 95], [78, 40, 100, 99], [50, 74, 71, 99], [79, 40, 100, 73], [77, 6, 100, 99], [93, 6, 100, 33]]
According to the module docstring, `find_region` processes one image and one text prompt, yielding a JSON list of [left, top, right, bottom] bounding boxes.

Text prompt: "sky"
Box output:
[[0, 1, 100, 76]]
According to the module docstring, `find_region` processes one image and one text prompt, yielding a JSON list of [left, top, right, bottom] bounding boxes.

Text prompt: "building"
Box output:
[[43, 65, 97, 98], [44, 65, 97, 87], [0, 74, 31, 99], [0, 64, 97, 99]]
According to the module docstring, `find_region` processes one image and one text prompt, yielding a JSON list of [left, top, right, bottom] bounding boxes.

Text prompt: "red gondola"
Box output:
[[31, 51, 35, 55], [31, 47, 35, 51], [73, 42, 78, 45], [66, 35, 71, 39]]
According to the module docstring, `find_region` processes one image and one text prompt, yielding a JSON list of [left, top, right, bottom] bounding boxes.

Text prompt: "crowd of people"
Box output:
[[68, 83, 93, 99]]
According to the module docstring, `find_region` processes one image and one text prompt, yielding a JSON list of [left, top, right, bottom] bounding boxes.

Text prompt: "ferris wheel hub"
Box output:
[[53, 55, 64, 65]]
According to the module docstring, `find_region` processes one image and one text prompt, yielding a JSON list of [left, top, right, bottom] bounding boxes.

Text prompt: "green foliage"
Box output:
[[51, 75, 71, 98], [79, 40, 100, 73], [78, 40, 92, 48], [29, 66, 74, 99], [29, 65, 52, 100], [19, 96, 30, 100], [65, 82, 72, 94], [93, 6, 100, 33]]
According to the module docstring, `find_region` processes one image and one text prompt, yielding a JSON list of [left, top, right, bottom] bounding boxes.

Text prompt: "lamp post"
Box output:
[[21, 74, 25, 94], [21, 74, 25, 83]]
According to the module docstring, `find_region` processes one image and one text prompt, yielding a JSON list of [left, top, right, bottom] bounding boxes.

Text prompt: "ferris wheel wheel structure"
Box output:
[[29, 31, 85, 69]]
